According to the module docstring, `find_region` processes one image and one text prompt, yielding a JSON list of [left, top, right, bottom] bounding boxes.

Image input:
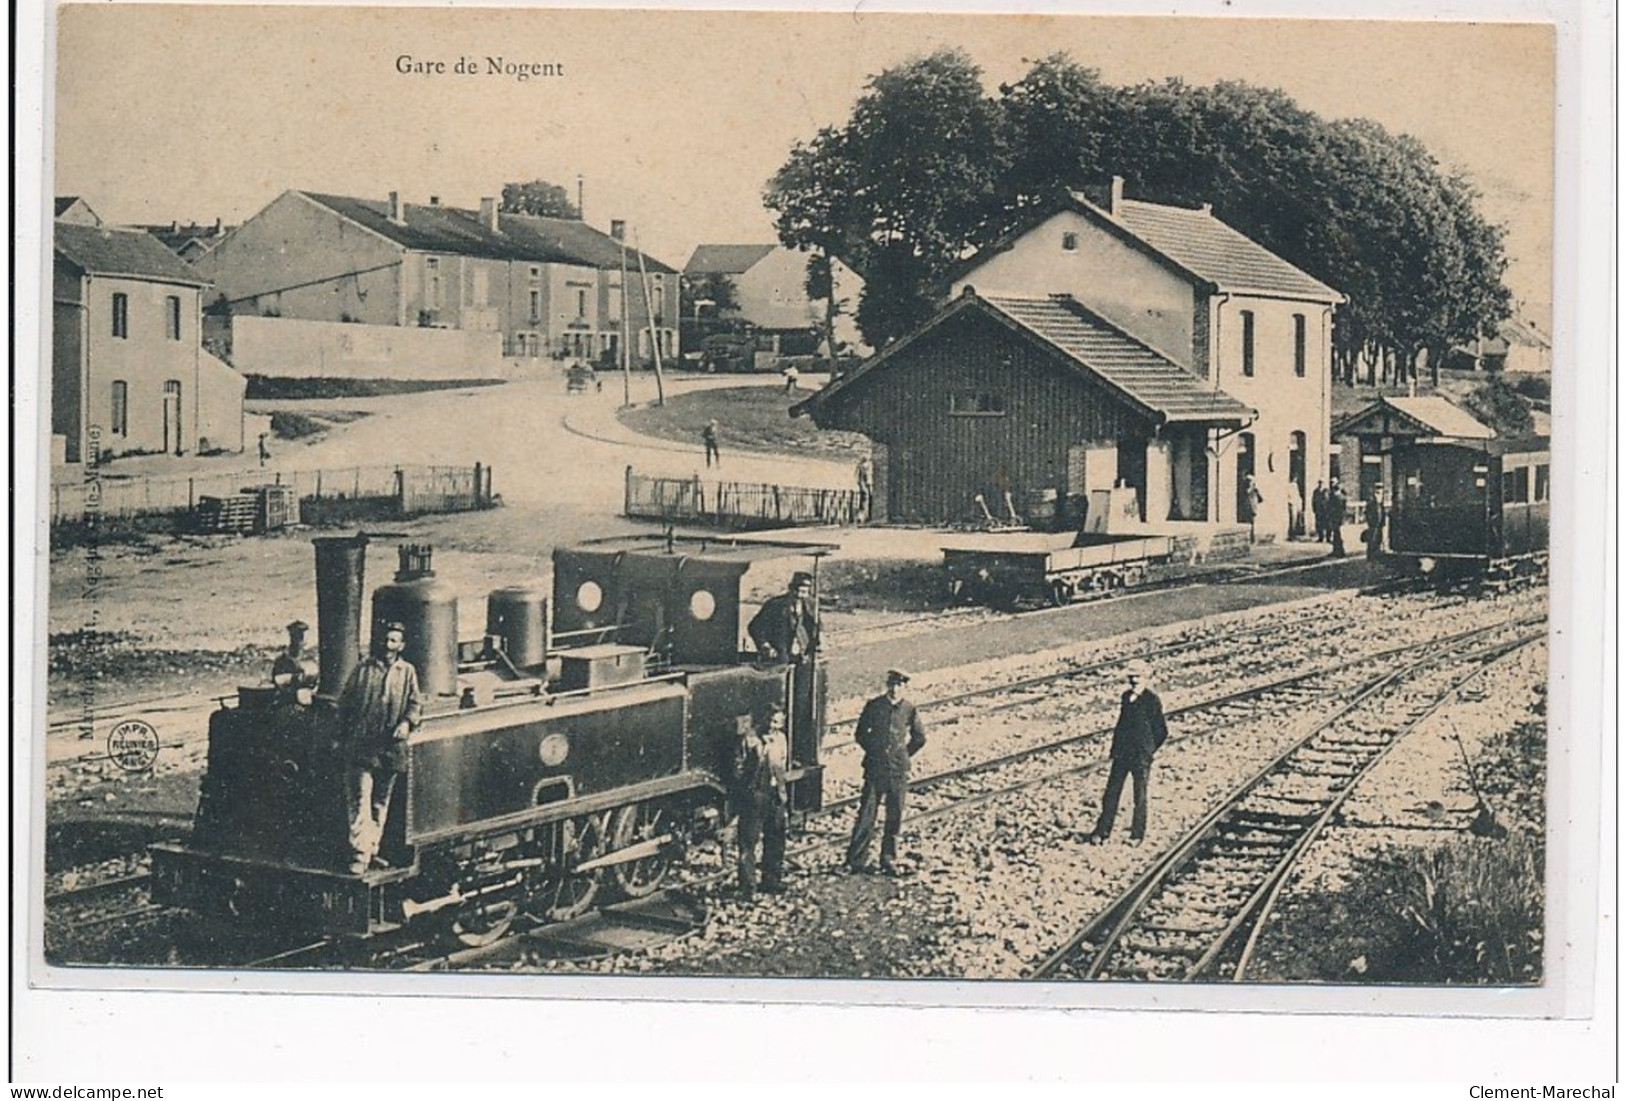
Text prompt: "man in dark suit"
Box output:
[[748, 572, 819, 664], [845, 669, 927, 875], [1086, 662, 1169, 845], [1326, 479, 1349, 557]]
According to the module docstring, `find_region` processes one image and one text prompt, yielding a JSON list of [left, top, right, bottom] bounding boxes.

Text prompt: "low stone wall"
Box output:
[[228, 316, 505, 380]]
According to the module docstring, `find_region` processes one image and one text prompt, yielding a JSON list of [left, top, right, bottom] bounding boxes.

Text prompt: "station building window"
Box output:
[[948, 391, 1007, 417], [110, 380, 128, 436], [1534, 464, 1550, 502], [1292, 313, 1306, 377], [111, 292, 129, 339], [1240, 310, 1255, 377]]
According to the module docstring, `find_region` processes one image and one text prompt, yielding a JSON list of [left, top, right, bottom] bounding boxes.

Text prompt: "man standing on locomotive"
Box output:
[[748, 571, 819, 664], [845, 669, 926, 876], [733, 703, 791, 898], [337, 620, 422, 874], [1085, 662, 1168, 845]]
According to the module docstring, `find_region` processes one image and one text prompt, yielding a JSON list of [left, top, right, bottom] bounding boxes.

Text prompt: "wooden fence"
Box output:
[[624, 467, 867, 529], [50, 462, 495, 527]]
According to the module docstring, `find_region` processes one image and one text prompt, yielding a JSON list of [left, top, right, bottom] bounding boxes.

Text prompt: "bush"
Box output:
[[269, 411, 326, 440], [1353, 836, 1544, 984], [1509, 374, 1551, 403], [245, 376, 506, 399], [1459, 377, 1536, 437]]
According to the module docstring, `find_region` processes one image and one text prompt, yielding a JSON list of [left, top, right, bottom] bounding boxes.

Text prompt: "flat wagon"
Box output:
[[942, 530, 1176, 608]]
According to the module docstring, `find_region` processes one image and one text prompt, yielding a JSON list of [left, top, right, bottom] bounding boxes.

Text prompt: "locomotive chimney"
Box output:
[[312, 535, 369, 697]]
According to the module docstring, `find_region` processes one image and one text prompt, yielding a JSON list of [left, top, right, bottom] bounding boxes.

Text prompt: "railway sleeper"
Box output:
[[1118, 938, 1205, 958], [1136, 920, 1231, 937]]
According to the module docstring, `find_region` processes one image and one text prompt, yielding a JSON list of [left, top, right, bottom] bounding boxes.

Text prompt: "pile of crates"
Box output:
[[194, 484, 301, 534]]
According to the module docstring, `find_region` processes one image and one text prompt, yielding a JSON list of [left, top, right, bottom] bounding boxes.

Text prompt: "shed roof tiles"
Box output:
[[797, 291, 1254, 427]]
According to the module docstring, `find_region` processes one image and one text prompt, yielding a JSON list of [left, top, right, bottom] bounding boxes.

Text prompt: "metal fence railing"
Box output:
[[50, 462, 495, 527], [624, 467, 867, 529]]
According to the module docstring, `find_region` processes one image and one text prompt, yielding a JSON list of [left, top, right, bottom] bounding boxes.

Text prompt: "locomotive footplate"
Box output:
[[150, 842, 414, 937]]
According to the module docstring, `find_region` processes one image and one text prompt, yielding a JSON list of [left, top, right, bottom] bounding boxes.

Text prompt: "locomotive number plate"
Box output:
[[539, 732, 571, 766]]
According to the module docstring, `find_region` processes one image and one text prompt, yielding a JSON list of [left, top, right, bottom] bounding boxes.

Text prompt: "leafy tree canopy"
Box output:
[[766, 51, 1513, 381], [500, 179, 581, 218]]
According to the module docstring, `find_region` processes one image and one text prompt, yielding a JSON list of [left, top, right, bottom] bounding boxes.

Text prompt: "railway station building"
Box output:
[[821, 179, 1342, 540], [793, 288, 1254, 529]]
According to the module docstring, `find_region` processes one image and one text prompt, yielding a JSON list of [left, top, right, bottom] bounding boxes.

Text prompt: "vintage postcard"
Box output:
[[14, 0, 1614, 1082]]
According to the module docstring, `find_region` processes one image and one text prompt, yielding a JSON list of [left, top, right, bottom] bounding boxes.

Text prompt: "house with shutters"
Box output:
[[193, 190, 679, 379], [53, 220, 246, 463], [796, 179, 1343, 538]]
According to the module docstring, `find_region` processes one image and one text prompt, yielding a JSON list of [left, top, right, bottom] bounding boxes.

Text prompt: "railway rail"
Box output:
[[1026, 628, 1544, 983], [45, 576, 1543, 973]]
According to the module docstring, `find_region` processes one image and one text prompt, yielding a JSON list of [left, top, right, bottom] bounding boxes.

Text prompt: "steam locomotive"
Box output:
[[149, 533, 832, 947], [1385, 436, 1550, 583]]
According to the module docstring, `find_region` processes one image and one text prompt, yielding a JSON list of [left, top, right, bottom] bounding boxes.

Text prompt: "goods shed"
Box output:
[[793, 289, 1255, 528]]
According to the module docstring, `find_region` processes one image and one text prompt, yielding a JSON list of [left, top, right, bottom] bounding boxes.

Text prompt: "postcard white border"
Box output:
[[10, 0, 1616, 1083]]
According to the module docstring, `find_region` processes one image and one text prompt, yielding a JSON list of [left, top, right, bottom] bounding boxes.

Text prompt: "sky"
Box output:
[[52, 5, 1556, 313]]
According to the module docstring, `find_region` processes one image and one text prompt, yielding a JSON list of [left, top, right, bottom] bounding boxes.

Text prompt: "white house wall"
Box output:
[[193, 191, 405, 325], [951, 210, 1199, 371], [229, 315, 504, 380], [1208, 294, 1333, 536]]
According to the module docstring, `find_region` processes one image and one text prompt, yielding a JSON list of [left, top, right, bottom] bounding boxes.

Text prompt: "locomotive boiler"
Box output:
[[150, 532, 833, 947]]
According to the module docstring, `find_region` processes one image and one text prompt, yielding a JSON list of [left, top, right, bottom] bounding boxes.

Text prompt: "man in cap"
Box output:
[[270, 619, 316, 701], [336, 620, 422, 873], [733, 703, 791, 898], [1086, 661, 1169, 845], [845, 669, 927, 875], [748, 571, 820, 664]]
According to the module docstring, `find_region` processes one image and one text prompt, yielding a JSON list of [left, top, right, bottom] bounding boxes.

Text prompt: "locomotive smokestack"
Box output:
[[313, 535, 369, 697]]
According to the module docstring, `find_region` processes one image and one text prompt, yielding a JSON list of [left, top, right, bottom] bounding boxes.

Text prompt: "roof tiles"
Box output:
[[1110, 197, 1342, 303], [55, 223, 207, 285]]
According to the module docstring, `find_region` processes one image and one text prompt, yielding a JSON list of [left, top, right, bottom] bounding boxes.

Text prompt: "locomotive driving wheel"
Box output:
[[609, 802, 673, 899], [448, 888, 519, 949], [524, 811, 608, 923]]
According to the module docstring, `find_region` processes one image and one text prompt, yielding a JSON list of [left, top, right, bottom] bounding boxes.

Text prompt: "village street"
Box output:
[[43, 371, 858, 734]]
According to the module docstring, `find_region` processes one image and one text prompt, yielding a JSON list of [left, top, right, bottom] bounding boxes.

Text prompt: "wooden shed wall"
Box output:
[[818, 310, 1153, 523]]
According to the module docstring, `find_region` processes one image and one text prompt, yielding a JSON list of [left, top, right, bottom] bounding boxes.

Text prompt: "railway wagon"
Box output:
[[150, 533, 831, 947], [943, 531, 1176, 608], [1387, 437, 1550, 582]]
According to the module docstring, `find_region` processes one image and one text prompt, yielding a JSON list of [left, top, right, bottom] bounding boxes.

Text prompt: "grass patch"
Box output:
[[269, 410, 326, 440], [245, 376, 506, 399], [619, 386, 869, 461], [819, 558, 952, 614]]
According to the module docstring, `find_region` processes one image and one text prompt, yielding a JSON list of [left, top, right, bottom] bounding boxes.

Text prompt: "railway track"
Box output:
[[1026, 628, 1543, 983], [45, 588, 1543, 973]]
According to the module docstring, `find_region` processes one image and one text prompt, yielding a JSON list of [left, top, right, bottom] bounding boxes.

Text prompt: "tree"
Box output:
[[499, 179, 580, 218], [769, 53, 1514, 382], [765, 49, 1009, 348]]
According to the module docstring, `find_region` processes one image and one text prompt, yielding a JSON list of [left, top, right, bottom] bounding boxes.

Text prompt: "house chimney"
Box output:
[[213, 217, 222, 233], [610, 219, 626, 242], [1110, 176, 1125, 214], [576, 174, 585, 221], [480, 197, 499, 233], [1200, 202, 1212, 215], [388, 191, 403, 222], [429, 195, 440, 206]]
